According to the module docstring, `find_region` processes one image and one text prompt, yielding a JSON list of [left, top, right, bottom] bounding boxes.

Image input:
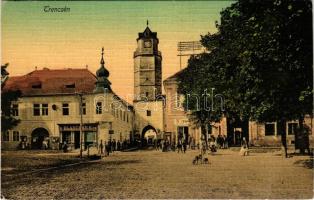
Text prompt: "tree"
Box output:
[[1, 63, 9, 87], [178, 0, 313, 154], [1, 63, 21, 133], [177, 53, 226, 147]]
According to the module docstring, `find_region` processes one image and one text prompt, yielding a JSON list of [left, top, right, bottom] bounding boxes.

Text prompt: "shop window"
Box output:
[[85, 132, 96, 143], [62, 132, 71, 143]]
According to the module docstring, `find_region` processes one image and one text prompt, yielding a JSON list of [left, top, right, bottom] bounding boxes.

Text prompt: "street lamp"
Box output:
[[76, 92, 84, 158], [109, 122, 114, 152]]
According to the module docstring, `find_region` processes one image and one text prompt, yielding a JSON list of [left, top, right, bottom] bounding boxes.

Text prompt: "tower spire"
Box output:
[[147, 19, 149, 27], [100, 47, 104, 65], [95, 47, 111, 93]]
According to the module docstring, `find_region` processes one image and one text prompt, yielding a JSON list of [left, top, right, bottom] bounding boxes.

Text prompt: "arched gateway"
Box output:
[[31, 128, 49, 149], [141, 125, 157, 147]]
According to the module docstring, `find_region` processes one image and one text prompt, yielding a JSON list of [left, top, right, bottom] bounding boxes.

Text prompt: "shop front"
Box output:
[[58, 123, 98, 150]]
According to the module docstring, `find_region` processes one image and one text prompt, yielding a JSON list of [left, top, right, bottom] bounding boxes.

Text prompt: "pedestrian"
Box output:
[[117, 140, 121, 151], [156, 140, 160, 151], [216, 134, 221, 149], [112, 139, 116, 152], [202, 140, 207, 155], [123, 139, 127, 150], [108, 140, 112, 153], [239, 137, 249, 156], [183, 141, 187, 153], [177, 139, 183, 153], [223, 135, 228, 149], [105, 141, 110, 156], [62, 141, 68, 153], [166, 140, 171, 151], [42, 139, 48, 150], [209, 138, 216, 153], [154, 139, 158, 151], [99, 140, 104, 155]]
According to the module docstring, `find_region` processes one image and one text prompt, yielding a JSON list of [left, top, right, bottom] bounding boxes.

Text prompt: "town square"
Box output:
[[2, 148, 313, 199], [1, 0, 313, 199]]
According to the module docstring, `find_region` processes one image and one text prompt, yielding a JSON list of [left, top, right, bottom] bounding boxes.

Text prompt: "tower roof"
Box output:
[[96, 47, 110, 78], [94, 47, 111, 92], [137, 22, 158, 41]]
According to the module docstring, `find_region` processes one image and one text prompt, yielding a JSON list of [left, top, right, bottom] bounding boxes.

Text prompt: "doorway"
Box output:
[[31, 128, 49, 149]]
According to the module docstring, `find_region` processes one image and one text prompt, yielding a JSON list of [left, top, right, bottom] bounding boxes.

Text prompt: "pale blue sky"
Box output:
[[2, 1, 233, 99]]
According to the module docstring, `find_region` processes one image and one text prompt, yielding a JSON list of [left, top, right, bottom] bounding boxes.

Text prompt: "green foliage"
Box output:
[[177, 53, 224, 129], [1, 63, 21, 133], [1, 90, 22, 133], [178, 0, 313, 129]]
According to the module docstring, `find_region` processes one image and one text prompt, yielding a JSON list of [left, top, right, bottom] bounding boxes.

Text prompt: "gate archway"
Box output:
[[141, 125, 157, 147], [31, 128, 49, 149]]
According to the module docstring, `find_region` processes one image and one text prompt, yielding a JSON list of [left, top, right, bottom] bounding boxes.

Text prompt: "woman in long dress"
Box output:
[[239, 137, 249, 156]]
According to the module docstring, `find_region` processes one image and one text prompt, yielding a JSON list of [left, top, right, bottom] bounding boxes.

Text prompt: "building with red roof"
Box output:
[[1, 49, 134, 151]]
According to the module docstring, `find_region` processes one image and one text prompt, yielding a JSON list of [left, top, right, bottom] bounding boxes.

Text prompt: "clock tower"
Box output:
[[134, 23, 162, 101]]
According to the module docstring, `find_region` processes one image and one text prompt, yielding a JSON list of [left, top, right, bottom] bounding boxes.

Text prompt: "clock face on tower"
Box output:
[[144, 40, 152, 48]]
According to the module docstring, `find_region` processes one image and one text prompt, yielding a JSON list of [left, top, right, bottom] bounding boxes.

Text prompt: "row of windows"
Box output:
[[11, 102, 104, 117], [264, 122, 298, 136], [2, 131, 20, 141], [111, 105, 131, 123]]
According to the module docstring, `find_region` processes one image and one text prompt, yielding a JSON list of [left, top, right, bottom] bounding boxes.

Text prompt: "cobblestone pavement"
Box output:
[[1, 149, 313, 199]]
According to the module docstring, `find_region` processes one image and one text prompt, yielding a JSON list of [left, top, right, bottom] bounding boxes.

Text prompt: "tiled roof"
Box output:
[[2, 68, 97, 96], [137, 27, 158, 41]]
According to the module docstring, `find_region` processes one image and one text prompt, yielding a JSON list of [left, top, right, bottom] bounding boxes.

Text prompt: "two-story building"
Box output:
[[163, 69, 313, 147], [2, 49, 134, 150]]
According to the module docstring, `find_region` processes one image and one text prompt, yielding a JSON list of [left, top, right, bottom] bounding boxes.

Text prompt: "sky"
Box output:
[[1, 1, 233, 101]]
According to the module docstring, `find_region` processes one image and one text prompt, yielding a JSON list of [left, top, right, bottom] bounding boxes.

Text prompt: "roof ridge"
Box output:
[[164, 68, 186, 82]]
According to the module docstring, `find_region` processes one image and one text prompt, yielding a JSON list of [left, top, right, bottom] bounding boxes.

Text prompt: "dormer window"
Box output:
[[32, 83, 42, 89], [65, 83, 75, 88]]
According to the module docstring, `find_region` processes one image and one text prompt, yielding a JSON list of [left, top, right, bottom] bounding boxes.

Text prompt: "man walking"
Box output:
[[99, 140, 104, 155], [183, 141, 187, 153]]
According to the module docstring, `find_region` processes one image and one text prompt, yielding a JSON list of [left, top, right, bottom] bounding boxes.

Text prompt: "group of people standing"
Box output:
[[98, 139, 129, 156], [215, 134, 229, 149], [176, 139, 187, 153]]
